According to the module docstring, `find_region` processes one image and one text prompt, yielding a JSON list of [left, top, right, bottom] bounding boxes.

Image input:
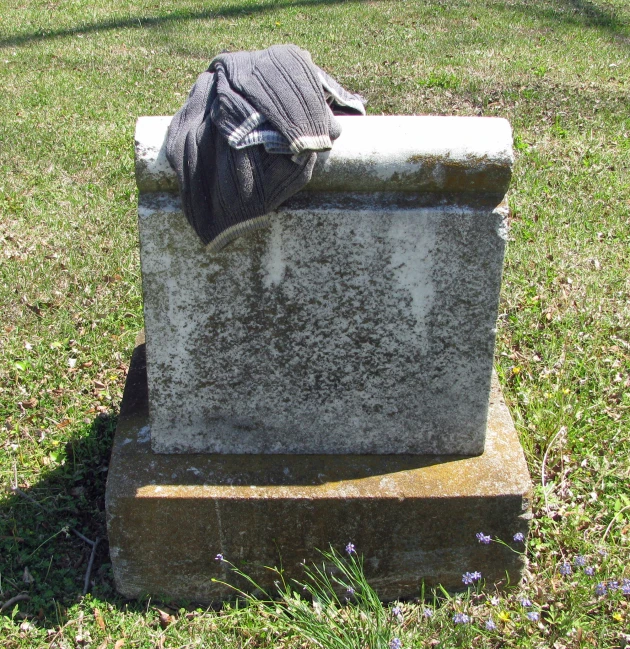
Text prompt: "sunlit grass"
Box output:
[[1, 0, 629, 646]]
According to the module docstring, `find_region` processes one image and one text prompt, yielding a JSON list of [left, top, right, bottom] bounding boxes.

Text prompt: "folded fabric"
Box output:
[[166, 44, 366, 251]]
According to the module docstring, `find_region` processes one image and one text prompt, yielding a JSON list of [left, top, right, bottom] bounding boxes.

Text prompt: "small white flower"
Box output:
[[68, 358, 77, 368]]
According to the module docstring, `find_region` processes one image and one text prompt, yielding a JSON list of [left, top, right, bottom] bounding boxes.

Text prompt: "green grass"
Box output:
[[1, 0, 629, 646]]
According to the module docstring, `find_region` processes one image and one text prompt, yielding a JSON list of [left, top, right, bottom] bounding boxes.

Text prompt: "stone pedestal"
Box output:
[[106, 337, 531, 602], [106, 113, 531, 602]]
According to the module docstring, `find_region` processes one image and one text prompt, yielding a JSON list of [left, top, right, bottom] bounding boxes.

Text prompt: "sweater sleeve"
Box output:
[[211, 45, 333, 155]]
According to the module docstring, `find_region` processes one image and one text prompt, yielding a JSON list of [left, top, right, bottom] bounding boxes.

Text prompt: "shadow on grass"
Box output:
[[0, 0, 628, 50], [0, 0, 377, 49], [0, 412, 133, 624], [565, 0, 624, 28]]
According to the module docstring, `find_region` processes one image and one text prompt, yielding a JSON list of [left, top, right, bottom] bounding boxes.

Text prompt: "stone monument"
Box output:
[[106, 115, 531, 602]]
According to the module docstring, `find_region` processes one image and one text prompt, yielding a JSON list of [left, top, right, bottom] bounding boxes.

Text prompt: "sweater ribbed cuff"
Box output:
[[205, 214, 272, 252], [226, 111, 266, 148], [289, 133, 333, 155]]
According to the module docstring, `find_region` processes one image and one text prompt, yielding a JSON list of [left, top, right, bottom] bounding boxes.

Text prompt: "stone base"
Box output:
[[106, 338, 531, 603]]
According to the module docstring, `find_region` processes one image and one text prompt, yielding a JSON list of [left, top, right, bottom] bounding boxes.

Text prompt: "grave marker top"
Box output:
[[135, 115, 513, 195]]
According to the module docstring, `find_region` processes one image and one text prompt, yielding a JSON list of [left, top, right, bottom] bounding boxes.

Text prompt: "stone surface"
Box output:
[[135, 115, 514, 195], [141, 195, 507, 455], [106, 337, 532, 602], [136, 116, 513, 455]]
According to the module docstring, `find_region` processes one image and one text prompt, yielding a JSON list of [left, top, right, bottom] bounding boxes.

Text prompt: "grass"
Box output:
[[1, 0, 629, 646]]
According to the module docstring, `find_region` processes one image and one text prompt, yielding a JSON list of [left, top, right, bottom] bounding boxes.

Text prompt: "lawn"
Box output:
[[1, 0, 629, 647]]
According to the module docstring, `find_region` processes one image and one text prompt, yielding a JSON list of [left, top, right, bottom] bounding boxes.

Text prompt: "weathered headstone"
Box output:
[[106, 115, 531, 601]]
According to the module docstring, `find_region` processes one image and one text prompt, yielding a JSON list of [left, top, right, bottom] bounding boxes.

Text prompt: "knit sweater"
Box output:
[[166, 45, 366, 251]]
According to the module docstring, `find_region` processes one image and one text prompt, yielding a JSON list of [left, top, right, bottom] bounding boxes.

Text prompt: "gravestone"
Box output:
[[106, 115, 531, 602]]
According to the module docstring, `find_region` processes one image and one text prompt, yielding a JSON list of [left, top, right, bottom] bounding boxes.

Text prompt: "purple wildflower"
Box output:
[[485, 619, 497, 631], [346, 586, 355, 595], [453, 612, 470, 624], [574, 555, 587, 567], [345, 542, 356, 555], [490, 596, 500, 606], [215, 553, 224, 561], [608, 580, 619, 591], [526, 611, 540, 622], [621, 579, 630, 595], [520, 598, 532, 607], [423, 607, 433, 618], [389, 638, 402, 649], [476, 532, 492, 545], [584, 566, 595, 576], [513, 532, 525, 542], [559, 562, 572, 576], [595, 582, 607, 596], [462, 571, 482, 585], [391, 605, 403, 623]]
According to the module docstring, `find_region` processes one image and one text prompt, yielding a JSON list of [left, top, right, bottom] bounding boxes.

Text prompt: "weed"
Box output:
[[416, 72, 460, 90]]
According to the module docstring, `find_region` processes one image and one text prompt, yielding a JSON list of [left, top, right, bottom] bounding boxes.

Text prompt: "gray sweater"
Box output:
[[166, 45, 366, 251]]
